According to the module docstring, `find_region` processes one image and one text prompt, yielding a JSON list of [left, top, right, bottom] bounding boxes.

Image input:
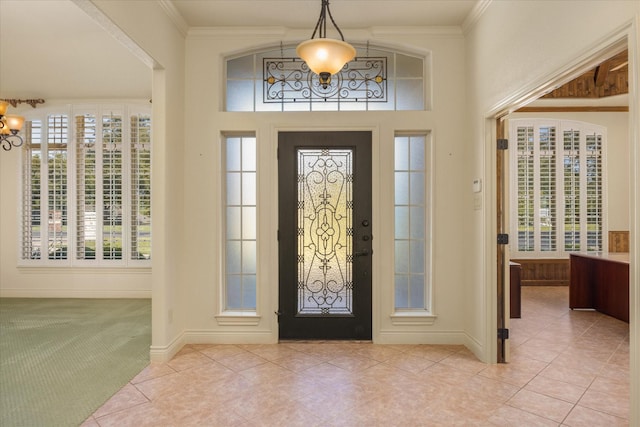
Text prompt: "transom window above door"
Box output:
[[225, 44, 428, 112]]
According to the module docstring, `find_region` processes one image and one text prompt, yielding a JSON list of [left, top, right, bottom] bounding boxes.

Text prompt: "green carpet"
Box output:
[[0, 298, 151, 427]]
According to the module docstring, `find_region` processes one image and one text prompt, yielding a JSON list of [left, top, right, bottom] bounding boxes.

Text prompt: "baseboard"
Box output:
[[149, 333, 185, 363], [184, 329, 277, 345], [149, 329, 277, 362], [376, 329, 487, 362], [0, 288, 152, 298], [376, 329, 469, 345]]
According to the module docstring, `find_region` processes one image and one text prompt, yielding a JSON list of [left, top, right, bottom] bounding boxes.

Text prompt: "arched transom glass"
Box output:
[[226, 45, 427, 112]]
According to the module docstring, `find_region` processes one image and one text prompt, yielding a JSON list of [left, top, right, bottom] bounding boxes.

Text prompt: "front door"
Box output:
[[278, 131, 372, 340]]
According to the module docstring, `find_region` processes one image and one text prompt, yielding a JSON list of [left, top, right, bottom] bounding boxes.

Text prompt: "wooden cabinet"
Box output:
[[569, 253, 629, 322], [510, 262, 521, 318]]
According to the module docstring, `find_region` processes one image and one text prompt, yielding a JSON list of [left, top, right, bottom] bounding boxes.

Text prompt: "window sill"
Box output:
[[215, 312, 261, 326], [390, 311, 437, 326]]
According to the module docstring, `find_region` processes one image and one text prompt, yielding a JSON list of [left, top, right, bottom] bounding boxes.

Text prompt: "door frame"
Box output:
[[484, 31, 637, 368], [276, 130, 374, 340]]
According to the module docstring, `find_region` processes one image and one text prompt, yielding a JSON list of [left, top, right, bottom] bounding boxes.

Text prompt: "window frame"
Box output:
[[220, 132, 259, 316], [18, 103, 152, 268], [390, 131, 435, 324]]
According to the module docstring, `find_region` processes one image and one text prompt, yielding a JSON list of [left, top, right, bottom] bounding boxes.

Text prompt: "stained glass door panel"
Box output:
[[279, 132, 372, 339]]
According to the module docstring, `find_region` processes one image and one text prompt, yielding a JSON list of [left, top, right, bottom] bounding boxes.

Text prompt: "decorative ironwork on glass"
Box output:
[[297, 149, 353, 315], [264, 57, 386, 102]]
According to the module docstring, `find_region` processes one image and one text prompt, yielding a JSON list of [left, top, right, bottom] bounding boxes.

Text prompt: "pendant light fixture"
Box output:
[[296, 0, 356, 88]]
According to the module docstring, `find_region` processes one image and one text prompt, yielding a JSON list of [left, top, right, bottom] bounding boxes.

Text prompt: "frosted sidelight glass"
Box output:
[[394, 133, 429, 311], [225, 134, 257, 310]]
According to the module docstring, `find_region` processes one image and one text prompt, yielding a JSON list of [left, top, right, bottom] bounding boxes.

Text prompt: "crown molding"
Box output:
[[462, 0, 492, 35], [71, 0, 155, 68], [188, 26, 288, 39], [370, 26, 463, 37], [158, 0, 189, 37]]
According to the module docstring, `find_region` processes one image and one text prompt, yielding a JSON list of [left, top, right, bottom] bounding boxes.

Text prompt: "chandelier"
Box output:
[[296, 0, 356, 88], [0, 100, 26, 151]]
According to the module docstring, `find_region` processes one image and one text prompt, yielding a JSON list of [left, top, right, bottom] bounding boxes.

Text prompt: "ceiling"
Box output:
[[0, 0, 479, 102], [0, 0, 628, 107], [169, 0, 479, 28]]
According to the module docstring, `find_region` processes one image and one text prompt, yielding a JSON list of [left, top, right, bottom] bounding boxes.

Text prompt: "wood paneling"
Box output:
[[510, 258, 570, 286], [541, 49, 628, 99], [609, 231, 630, 253]]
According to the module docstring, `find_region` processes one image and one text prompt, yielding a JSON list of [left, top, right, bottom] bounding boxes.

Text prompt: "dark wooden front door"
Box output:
[[278, 131, 372, 340]]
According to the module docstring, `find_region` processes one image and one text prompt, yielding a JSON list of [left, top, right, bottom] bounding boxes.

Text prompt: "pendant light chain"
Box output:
[[310, 0, 346, 41]]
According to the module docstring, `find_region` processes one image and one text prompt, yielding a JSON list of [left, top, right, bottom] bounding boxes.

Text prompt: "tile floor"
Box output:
[[82, 286, 630, 426]]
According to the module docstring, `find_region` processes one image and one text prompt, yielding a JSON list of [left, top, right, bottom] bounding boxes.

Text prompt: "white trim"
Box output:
[[157, 0, 189, 37], [183, 330, 275, 345], [370, 26, 463, 37], [188, 26, 287, 39], [0, 289, 151, 298], [462, 0, 492, 35], [150, 333, 185, 363], [389, 312, 437, 326], [214, 313, 262, 326], [71, 0, 156, 69]]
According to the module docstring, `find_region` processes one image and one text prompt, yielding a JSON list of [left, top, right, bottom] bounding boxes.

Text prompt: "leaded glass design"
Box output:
[[264, 57, 386, 103], [297, 149, 353, 315], [226, 45, 426, 111]]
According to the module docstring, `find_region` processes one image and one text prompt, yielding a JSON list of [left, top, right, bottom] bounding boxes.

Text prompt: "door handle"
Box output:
[[354, 250, 369, 257]]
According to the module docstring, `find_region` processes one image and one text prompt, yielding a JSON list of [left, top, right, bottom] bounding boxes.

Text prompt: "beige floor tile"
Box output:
[[92, 383, 149, 418], [87, 286, 630, 426], [129, 362, 176, 384], [216, 350, 269, 372], [524, 375, 587, 404], [564, 405, 629, 427], [539, 362, 598, 388], [578, 388, 629, 419], [488, 405, 559, 426], [198, 344, 247, 361], [507, 389, 574, 422]]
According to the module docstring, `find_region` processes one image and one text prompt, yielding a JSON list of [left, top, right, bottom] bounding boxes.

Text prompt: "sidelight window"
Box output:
[[223, 134, 257, 310], [394, 133, 431, 311]]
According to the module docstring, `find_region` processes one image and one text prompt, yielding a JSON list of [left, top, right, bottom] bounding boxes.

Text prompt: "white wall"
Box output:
[[179, 28, 477, 352]]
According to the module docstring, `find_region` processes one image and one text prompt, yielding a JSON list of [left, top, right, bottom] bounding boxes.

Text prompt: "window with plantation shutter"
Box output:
[[19, 104, 151, 267], [510, 119, 606, 258], [130, 115, 151, 260]]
